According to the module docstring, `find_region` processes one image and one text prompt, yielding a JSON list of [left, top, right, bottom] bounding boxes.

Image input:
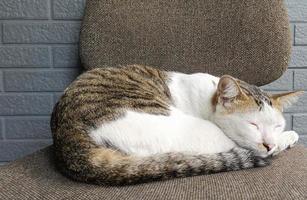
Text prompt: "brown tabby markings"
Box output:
[[51, 65, 173, 184], [51, 65, 269, 185], [237, 80, 272, 109], [59, 64, 172, 127], [211, 79, 273, 113]]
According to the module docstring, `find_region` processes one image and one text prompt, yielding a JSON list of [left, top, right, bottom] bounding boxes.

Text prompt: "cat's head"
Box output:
[[211, 75, 303, 157]]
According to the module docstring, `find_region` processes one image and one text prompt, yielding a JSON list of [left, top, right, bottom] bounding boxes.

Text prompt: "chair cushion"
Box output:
[[79, 0, 291, 86], [0, 146, 306, 200]]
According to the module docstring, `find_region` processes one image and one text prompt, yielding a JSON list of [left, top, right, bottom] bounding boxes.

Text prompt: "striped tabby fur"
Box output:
[[51, 65, 271, 185]]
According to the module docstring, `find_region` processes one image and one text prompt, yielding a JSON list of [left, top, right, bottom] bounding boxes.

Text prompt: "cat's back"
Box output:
[[52, 65, 173, 130]]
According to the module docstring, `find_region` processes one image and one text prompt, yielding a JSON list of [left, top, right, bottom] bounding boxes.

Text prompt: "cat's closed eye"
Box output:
[[249, 122, 259, 130]]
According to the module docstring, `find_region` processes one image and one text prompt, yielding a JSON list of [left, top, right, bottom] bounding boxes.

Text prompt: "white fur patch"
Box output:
[[167, 72, 219, 119], [89, 108, 236, 156]]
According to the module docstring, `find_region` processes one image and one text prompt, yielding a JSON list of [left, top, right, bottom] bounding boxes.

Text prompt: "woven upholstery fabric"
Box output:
[[80, 0, 291, 86], [0, 146, 306, 200]]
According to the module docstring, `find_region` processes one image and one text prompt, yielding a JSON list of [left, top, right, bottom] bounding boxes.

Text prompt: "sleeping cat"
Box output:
[[51, 64, 302, 185]]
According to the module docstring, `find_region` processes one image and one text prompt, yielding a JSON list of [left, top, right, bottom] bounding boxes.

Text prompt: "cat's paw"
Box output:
[[277, 131, 299, 152]]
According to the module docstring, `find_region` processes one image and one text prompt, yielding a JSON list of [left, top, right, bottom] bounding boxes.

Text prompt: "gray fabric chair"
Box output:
[[1, 0, 306, 199], [1, 146, 306, 200]]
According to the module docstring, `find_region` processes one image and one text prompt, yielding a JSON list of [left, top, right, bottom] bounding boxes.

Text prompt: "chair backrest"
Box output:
[[79, 0, 291, 86]]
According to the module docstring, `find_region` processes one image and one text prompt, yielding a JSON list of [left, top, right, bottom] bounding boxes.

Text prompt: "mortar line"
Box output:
[[49, 46, 54, 69], [0, 22, 3, 44], [291, 114, 294, 130], [47, 0, 52, 20], [0, 118, 4, 140], [292, 69, 295, 90], [0, 70, 4, 92], [293, 24, 296, 46]]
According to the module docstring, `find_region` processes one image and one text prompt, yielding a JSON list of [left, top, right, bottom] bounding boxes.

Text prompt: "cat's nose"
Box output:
[[263, 143, 275, 152]]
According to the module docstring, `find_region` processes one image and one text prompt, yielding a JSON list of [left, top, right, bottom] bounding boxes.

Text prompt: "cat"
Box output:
[[51, 64, 302, 185]]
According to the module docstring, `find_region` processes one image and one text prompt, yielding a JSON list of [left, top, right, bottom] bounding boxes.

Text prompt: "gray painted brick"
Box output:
[[261, 70, 293, 91], [285, 0, 307, 22], [3, 69, 80, 92], [294, 70, 307, 90], [53, 93, 63, 104], [285, 92, 307, 113], [3, 22, 81, 44], [0, 94, 53, 115], [53, 0, 86, 19], [0, 46, 50, 67], [298, 135, 307, 146], [293, 114, 307, 135], [295, 24, 307, 45], [53, 46, 81, 67], [0, 0, 49, 19], [289, 46, 307, 67], [5, 117, 51, 139], [0, 140, 51, 161]]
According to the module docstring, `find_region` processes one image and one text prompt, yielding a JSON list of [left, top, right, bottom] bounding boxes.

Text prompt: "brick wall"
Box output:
[[0, 0, 85, 165], [0, 0, 306, 164]]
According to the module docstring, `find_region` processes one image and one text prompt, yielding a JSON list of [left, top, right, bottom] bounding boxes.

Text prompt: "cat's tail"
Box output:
[[62, 146, 270, 185]]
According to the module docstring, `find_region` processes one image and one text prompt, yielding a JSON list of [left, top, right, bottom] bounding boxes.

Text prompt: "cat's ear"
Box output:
[[217, 75, 241, 106], [270, 91, 303, 109]]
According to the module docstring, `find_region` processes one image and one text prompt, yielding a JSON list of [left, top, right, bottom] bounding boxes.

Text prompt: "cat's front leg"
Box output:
[[272, 131, 299, 156]]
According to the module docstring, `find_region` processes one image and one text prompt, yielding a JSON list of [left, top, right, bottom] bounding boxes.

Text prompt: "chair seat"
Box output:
[[1, 146, 306, 200]]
